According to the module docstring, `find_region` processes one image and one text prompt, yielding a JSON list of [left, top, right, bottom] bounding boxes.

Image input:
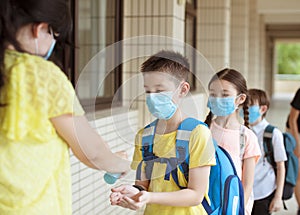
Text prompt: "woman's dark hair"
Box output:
[[205, 68, 250, 128], [0, 0, 72, 90]]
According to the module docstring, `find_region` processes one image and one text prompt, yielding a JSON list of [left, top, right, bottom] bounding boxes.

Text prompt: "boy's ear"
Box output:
[[260, 105, 268, 115], [179, 81, 190, 97]]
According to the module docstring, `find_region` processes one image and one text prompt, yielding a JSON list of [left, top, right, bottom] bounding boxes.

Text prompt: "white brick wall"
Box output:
[[71, 110, 143, 215]]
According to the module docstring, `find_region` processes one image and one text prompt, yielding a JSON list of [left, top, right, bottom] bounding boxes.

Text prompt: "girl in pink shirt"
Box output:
[[205, 68, 261, 215]]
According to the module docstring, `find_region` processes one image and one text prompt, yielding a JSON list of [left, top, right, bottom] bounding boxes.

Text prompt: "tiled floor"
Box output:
[[266, 93, 298, 215]]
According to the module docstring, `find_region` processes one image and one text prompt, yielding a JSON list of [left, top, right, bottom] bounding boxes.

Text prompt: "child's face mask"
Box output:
[[207, 96, 239, 116], [248, 105, 261, 124], [146, 91, 177, 120]]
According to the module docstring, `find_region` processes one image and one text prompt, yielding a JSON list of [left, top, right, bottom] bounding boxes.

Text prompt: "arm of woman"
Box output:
[[119, 166, 211, 210], [242, 157, 256, 204], [50, 114, 130, 173], [288, 107, 300, 156]]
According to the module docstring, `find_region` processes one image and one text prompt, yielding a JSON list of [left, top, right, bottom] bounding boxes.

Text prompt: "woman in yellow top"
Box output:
[[110, 51, 216, 214], [0, 0, 130, 214]]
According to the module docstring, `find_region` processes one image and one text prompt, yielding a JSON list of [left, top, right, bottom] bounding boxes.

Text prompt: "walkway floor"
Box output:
[[267, 93, 298, 215]]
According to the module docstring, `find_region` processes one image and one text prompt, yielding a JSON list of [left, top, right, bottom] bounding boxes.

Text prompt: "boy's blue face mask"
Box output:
[[248, 105, 261, 124], [207, 96, 238, 116], [146, 91, 177, 120]]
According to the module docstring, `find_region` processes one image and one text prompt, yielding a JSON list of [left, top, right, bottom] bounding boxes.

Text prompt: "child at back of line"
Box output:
[[205, 68, 261, 215], [248, 89, 286, 215], [110, 50, 216, 215]]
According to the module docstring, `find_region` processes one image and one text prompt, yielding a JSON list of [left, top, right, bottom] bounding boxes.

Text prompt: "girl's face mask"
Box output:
[[146, 91, 177, 120], [207, 95, 240, 117]]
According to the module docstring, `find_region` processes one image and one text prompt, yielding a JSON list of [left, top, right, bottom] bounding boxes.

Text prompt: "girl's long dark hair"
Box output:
[[0, 0, 72, 91], [204, 68, 250, 128]]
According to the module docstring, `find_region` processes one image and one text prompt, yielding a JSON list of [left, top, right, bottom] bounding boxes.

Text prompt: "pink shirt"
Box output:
[[210, 121, 261, 177]]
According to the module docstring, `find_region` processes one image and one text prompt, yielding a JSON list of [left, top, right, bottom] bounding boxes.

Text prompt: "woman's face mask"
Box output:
[[43, 39, 56, 60], [35, 27, 56, 60], [146, 91, 177, 120], [207, 96, 240, 116]]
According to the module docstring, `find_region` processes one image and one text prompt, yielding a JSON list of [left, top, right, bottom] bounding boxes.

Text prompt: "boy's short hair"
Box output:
[[141, 50, 190, 84], [248, 89, 270, 117]]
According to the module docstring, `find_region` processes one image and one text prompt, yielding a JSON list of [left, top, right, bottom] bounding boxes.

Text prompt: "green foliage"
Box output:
[[276, 43, 300, 75]]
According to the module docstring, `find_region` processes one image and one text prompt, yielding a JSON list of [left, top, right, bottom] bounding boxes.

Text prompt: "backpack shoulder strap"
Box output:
[[240, 125, 246, 160], [141, 120, 158, 156], [263, 124, 276, 169], [136, 120, 158, 180], [172, 118, 207, 188]]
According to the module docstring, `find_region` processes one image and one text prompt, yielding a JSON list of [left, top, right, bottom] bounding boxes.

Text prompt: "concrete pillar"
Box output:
[[259, 15, 267, 91], [248, 0, 261, 88], [230, 0, 249, 78], [197, 0, 231, 71]]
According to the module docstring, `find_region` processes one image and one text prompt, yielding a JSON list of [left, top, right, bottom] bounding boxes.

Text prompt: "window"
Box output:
[[185, 0, 197, 91], [69, 0, 123, 111]]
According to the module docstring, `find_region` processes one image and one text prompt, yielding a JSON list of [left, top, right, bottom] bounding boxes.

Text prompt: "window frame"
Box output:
[[65, 0, 123, 111], [185, 0, 197, 91]]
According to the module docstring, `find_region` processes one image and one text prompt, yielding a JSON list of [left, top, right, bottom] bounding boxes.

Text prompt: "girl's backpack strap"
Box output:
[[239, 125, 246, 160]]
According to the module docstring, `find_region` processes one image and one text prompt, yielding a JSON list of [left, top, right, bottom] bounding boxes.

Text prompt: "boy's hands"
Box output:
[[110, 184, 140, 205], [110, 185, 150, 210], [119, 191, 150, 210]]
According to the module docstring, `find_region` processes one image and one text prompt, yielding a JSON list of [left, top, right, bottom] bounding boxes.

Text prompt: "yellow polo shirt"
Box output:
[[131, 123, 216, 215]]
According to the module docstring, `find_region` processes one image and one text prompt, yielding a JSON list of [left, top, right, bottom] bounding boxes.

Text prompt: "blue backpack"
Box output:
[[263, 125, 299, 203], [136, 118, 245, 215]]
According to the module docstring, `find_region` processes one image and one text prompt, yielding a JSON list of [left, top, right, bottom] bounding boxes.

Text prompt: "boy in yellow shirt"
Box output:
[[110, 50, 216, 214]]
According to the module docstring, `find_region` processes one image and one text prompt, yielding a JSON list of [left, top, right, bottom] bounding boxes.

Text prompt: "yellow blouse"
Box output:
[[0, 50, 84, 215]]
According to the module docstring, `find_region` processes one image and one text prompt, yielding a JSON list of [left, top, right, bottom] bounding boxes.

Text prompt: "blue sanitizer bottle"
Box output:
[[103, 173, 121, 184]]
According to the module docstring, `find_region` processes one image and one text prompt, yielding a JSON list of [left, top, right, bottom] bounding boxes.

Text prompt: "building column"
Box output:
[[248, 0, 261, 88], [230, 0, 250, 78], [197, 0, 231, 71]]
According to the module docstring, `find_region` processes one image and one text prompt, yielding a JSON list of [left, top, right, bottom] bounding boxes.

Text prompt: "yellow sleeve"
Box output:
[[189, 124, 216, 169], [130, 129, 144, 170], [47, 65, 85, 118]]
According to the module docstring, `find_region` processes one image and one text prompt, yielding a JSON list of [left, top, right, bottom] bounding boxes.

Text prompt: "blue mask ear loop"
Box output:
[[35, 38, 39, 55], [172, 81, 186, 104], [43, 39, 56, 60], [235, 94, 244, 110], [34, 27, 57, 60]]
